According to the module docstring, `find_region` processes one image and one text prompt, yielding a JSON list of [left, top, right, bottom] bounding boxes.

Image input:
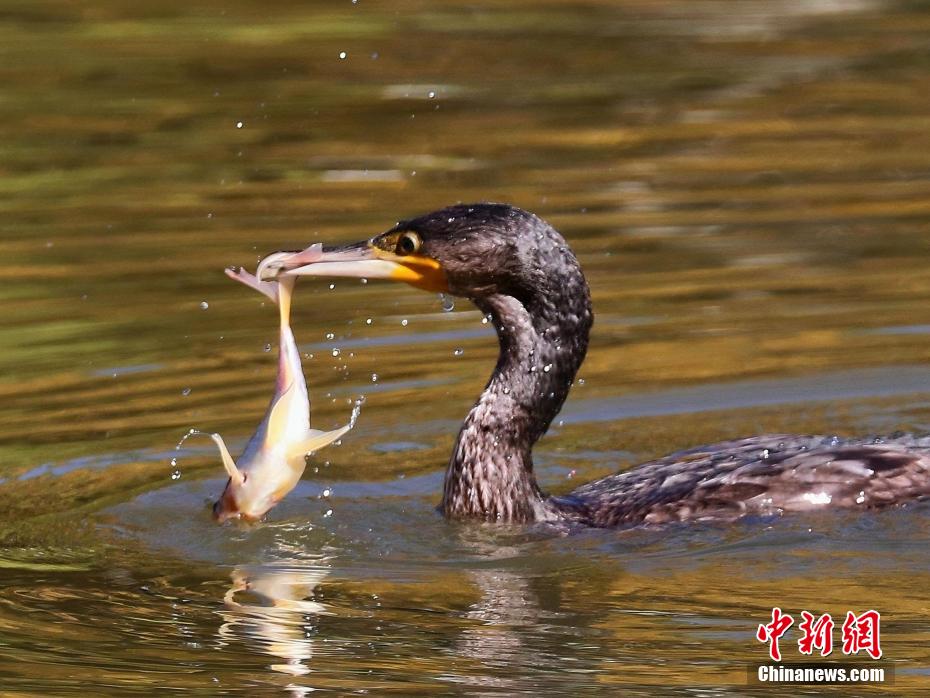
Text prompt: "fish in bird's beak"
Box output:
[[258, 238, 449, 293], [206, 259, 359, 523]]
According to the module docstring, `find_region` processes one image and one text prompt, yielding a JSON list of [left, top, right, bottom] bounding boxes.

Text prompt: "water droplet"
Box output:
[[360, 278, 368, 284], [325, 332, 335, 340], [332, 348, 341, 357], [543, 364, 552, 373], [577, 378, 585, 385], [170, 457, 178, 467], [401, 318, 408, 326], [181, 387, 191, 396], [349, 397, 364, 428], [323, 509, 334, 517], [502, 387, 510, 395], [322, 488, 331, 498], [453, 348, 464, 356], [481, 316, 490, 325], [439, 293, 455, 312], [236, 121, 243, 129], [427, 90, 436, 99], [329, 283, 336, 290], [200, 301, 209, 310], [370, 373, 378, 382], [365, 318, 372, 325], [264, 343, 272, 353], [171, 470, 182, 480], [338, 51, 347, 59]]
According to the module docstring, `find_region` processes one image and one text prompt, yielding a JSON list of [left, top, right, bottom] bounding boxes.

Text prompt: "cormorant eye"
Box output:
[[396, 231, 421, 256]]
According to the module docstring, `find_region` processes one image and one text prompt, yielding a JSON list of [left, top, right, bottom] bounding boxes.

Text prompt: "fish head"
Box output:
[[208, 432, 296, 523], [212, 456, 298, 523], [212, 477, 245, 522], [212, 476, 278, 524]]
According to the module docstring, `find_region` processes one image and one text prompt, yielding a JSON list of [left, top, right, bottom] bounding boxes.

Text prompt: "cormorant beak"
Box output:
[[258, 241, 449, 293]]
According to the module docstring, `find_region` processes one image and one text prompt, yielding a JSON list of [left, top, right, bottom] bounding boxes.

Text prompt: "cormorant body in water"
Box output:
[[257, 204, 930, 527]]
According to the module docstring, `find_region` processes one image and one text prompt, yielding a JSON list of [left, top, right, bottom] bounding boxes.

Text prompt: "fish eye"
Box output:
[[396, 231, 421, 256]]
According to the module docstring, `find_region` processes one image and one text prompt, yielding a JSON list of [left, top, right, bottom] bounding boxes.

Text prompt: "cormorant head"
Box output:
[[258, 203, 574, 303]]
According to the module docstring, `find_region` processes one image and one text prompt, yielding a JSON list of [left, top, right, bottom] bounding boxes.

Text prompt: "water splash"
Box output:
[[348, 396, 365, 429], [171, 428, 202, 481]]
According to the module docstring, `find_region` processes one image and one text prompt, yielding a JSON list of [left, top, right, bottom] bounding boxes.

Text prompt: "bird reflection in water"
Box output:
[[454, 536, 546, 691], [217, 558, 331, 693]]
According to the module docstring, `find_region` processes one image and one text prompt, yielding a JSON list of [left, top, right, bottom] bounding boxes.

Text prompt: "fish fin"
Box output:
[[287, 423, 353, 460], [225, 266, 279, 304], [266, 382, 296, 445], [209, 432, 244, 486]]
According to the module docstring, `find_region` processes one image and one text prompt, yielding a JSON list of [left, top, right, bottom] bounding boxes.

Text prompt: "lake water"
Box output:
[[2, 0, 930, 693]]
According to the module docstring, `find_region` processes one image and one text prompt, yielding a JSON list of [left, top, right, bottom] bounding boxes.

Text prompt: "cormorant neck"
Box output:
[[441, 274, 592, 522]]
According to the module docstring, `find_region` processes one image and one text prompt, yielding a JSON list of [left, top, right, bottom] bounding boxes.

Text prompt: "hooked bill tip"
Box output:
[[257, 244, 325, 280]]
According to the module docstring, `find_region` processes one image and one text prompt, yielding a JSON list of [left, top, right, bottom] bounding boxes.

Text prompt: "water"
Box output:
[[2, 0, 930, 693]]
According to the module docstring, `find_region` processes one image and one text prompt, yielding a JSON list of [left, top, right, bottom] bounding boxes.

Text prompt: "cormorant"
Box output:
[[256, 203, 930, 526]]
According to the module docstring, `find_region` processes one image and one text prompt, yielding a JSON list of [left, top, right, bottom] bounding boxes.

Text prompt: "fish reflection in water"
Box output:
[[218, 558, 332, 691]]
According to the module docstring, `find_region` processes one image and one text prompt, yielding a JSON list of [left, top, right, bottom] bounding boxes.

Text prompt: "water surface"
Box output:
[[2, 0, 930, 693]]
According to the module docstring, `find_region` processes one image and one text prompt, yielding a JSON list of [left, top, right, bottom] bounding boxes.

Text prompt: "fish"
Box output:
[[209, 245, 357, 522]]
